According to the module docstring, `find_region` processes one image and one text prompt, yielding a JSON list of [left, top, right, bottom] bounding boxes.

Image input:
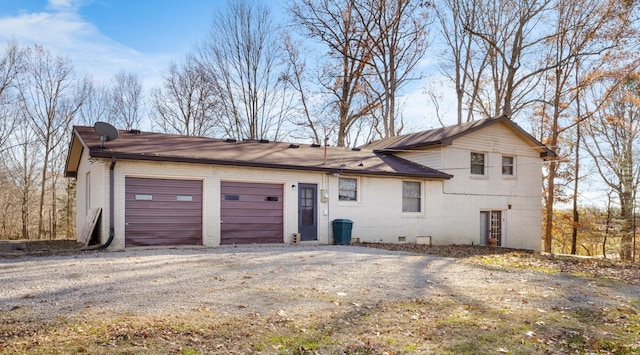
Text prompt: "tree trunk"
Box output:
[[51, 175, 57, 240], [544, 162, 556, 253], [37, 138, 50, 240], [603, 192, 612, 259], [571, 86, 582, 254]]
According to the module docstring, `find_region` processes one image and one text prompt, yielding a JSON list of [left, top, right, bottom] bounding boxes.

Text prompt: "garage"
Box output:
[[220, 181, 284, 245], [125, 177, 203, 247]]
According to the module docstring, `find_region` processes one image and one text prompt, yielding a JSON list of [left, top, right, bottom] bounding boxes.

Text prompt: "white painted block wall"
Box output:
[[73, 120, 544, 251]]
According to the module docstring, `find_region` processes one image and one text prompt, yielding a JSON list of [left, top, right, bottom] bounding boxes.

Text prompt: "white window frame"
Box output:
[[338, 177, 359, 202], [480, 210, 504, 246], [470, 152, 487, 177], [85, 171, 91, 213], [502, 155, 516, 177], [402, 181, 422, 213]]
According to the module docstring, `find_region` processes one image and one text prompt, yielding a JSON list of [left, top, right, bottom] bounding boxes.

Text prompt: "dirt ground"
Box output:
[[4, 239, 636, 285], [1, 240, 639, 354]]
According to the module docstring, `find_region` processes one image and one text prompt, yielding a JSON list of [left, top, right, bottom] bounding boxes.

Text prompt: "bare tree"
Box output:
[[583, 74, 640, 261], [78, 78, 110, 126], [18, 45, 86, 239], [357, 0, 430, 138], [0, 42, 25, 151], [110, 70, 143, 130], [152, 56, 220, 137], [197, 0, 291, 141], [290, 0, 380, 147], [463, 0, 558, 119], [433, 0, 486, 124], [0, 169, 20, 238], [3, 118, 40, 239], [282, 34, 323, 144]]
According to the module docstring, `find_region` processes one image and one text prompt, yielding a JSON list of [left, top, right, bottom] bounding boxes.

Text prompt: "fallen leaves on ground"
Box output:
[[359, 242, 640, 285]]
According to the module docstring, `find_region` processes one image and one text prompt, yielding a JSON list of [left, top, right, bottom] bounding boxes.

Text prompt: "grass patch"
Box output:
[[2, 296, 638, 354]]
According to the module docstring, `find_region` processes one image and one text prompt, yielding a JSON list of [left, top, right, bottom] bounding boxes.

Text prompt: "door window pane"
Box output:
[[301, 187, 314, 225], [490, 211, 501, 244]]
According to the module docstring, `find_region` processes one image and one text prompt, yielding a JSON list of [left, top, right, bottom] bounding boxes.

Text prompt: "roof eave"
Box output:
[[64, 128, 88, 178], [88, 150, 453, 180]]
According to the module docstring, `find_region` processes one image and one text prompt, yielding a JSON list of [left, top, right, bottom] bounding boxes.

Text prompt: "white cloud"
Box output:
[[0, 5, 172, 91], [47, 0, 76, 10]]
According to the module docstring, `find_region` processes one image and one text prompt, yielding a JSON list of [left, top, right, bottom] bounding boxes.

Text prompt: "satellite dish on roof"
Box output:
[[94, 122, 119, 148]]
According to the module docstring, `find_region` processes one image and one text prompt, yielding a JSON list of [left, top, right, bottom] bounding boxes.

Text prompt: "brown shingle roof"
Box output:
[[65, 126, 453, 179], [362, 116, 556, 159]]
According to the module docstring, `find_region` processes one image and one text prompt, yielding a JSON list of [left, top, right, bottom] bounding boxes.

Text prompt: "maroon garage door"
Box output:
[[125, 177, 203, 247], [220, 181, 283, 245]]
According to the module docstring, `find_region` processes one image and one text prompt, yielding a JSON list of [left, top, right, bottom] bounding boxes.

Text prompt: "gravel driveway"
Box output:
[[1, 245, 637, 322]]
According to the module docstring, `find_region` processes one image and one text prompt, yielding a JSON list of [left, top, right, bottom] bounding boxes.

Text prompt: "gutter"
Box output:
[[82, 156, 116, 250]]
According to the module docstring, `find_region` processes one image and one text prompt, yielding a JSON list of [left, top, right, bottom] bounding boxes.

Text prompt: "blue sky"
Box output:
[[0, 0, 233, 88], [0, 0, 449, 129]]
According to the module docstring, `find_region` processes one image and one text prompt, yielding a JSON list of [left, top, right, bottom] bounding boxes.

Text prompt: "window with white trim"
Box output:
[[338, 177, 357, 201], [402, 181, 421, 212], [470, 152, 486, 175], [502, 155, 515, 176]]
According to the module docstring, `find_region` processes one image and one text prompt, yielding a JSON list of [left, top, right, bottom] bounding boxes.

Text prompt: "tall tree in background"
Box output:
[[152, 56, 220, 137], [4, 118, 40, 239], [0, 42, 25, 239], [0, 42, 24, 151], [0, 42, 22, 96], [464, 0, 553, 119], [433, 0, 485, 124], [18, 45, 86, 239], [78, 79, 110, 126], [538, 0, 637, 253], [282, 34, 323, 144], [109, 70, 143, 130], [583, 74, 640, 260], [197, 0, 290, 141], [359, 0, 430, 138], [290, 0, 379, 147]]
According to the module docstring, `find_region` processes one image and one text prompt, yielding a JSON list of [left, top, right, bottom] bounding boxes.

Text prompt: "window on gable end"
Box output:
[[502, 155, 515, 176], [470, 152, 486, 175]]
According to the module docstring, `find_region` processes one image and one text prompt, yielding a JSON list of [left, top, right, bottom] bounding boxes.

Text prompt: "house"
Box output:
[[64, 115, 554, 251]]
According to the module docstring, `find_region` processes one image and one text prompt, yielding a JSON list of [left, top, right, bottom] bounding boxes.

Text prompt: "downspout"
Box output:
[[83, 156, 115, 250]]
